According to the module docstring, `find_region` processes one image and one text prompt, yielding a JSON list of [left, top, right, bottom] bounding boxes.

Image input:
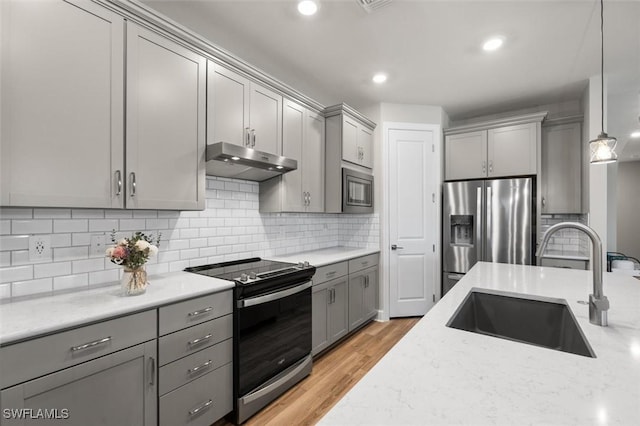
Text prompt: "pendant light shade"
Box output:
[[590, 0, 617, 164]]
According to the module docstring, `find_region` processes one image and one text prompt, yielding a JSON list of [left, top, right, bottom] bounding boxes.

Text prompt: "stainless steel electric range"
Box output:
[[185, 257, 316, 424]]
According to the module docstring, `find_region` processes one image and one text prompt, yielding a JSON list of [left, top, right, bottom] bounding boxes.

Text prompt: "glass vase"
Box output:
[[121, 266, 148, 296]]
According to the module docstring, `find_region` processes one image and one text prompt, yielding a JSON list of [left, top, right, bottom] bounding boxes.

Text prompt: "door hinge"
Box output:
[[431, 144, 435, 153], [432, 294, 435, 302], [432, 193, 435, 203], [432, 244, 435, 252]]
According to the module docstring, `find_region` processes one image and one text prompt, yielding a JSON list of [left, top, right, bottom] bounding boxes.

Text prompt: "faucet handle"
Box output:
[[589, 294, 610, 326]]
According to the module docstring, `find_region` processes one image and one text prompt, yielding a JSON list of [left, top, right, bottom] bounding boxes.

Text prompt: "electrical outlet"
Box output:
[[29, 235, 52, 262], [90, 234, 106, 257]]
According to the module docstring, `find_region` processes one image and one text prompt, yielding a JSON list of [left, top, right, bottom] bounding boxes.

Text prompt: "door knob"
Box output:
[[391, 244, 404, 250]]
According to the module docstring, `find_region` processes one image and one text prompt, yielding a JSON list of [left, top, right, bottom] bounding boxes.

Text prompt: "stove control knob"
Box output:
[[240, 273, 248, 282], [297, 262, 304, 268], [249, 272, 257, 280], [303, 261, 310, 268]]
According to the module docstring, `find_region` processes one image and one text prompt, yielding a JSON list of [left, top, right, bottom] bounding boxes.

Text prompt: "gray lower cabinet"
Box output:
[[312, 276, 348, 356], [158, 290, 233, 426], [348, 266, 379, 332], [0, 311, 157, 426]]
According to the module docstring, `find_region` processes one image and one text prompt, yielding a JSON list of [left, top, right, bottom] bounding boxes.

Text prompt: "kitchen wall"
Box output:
[[0, 177, 379, 300], [539, 214, 589, 254]]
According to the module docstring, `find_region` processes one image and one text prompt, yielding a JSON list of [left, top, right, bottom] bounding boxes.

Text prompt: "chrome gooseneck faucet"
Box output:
[[536, 222, 610, 326]]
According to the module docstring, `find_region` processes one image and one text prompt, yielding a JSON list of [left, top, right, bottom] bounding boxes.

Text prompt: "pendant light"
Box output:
[[589, 0, 617, 164]]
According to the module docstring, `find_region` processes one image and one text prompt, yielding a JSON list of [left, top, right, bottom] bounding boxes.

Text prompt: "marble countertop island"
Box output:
[[0, 271, 234, 345], [320, 262, 640, 425]]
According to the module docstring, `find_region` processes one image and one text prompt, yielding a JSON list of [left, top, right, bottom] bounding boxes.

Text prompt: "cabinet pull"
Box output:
[[71, 336, 111, 352], [251, 129, 256, 147], [189, 399, 213, 417], [364, 276, 369, 288], [188, 359, 213, 375], [482, 160, 486, 174], [361, 261, 369, 267], [130, 172, 136, 197], [245, 127, 251, 146], [149, 356, 155, 386], [542, 197, 546, 208], [326, 270, 336, 278], [188, 333, 213, 347], [488, 160, 493, 173], [188, 306, 213, 317], [329, 288, 335, 304], [308, 192, 311, 205], [115, 170, 122, 196]]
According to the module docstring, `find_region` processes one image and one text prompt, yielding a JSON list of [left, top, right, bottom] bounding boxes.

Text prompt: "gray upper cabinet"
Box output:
[[325, 104, 376, 170], [0, 0, 205, 210], [541, 116, 583, 214], [259, 99, 325, 213], [126, 23, 206, 210], [207, 61, 282, 154], [444, 112, 546, 181], [0, 0, 125, 208]]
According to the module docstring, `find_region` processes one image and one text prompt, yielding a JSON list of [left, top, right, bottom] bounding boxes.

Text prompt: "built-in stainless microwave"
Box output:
[[342, 168, 373, 213]]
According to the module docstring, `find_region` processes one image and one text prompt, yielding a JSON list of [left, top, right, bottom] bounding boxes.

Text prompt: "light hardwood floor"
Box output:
[[215, 317, 421, 426]]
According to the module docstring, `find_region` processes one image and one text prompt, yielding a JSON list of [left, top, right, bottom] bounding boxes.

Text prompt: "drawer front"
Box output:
[[0, 310, 156, 389], [159, 338, 232, 395], [159, 362, 232, 426], [159, 314, 233, 366], [313, 261, 348, 285], [159, 290, 232, 336], [348, 253, 379, 274]]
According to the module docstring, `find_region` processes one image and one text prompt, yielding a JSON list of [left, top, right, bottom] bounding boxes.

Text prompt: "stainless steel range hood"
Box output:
[[205, 142, 297, 182]]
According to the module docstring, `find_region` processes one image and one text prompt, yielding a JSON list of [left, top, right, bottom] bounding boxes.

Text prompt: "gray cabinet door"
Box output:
[[0, 341, 157, 426], [207, 62, 250, 147], [328, 278, 349, 343], [126, 23, 206, 210], [0, 0, 124, 208], [445, 131, 487, 180], [348, 273, 366, 331], [363, 267, 379, 320], [487, 123, 537, 177], [541, 121, 582, 213], [249, 83, 282, 154], [281, 99, 306, 212], [311, 284, 330, 356], [304, 110, 326, 212]]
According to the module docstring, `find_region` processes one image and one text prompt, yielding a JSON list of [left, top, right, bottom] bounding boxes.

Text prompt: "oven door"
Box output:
[[342, 168, 373, 213], [236, 281, 312, 398]]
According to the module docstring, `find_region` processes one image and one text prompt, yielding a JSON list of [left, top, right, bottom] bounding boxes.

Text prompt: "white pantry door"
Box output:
[[389, 128, 438, 317]]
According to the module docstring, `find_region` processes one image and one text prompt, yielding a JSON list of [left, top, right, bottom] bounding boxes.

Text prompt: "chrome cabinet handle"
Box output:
[[482, 160, 486, 174], [149, 356, 155, 386], [130, 172, 136, 197], [326, 270, 336, 278], [541, 197, 546, 208], [115, 170, 122, 196], [188, 307, 213, 317], [308, 192, 311, 205], [488, 160, 493, 173], [245, 127, 251, 146], [188, 333, 213, 347], [251, 129, 256, 147], [391, 244, 404, 250], [71, 336, 111, 352], [364, 276, 369, 288], [189, 399, 213, 417], [188, 359, 213, 375]]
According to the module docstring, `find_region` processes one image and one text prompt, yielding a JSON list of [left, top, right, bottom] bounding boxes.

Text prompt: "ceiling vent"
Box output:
[[356, 0, 393, 13]]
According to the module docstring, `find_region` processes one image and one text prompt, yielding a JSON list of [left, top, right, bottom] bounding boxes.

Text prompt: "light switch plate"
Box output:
[[90, 234, 106, 257], [29, 235, 52, 262]]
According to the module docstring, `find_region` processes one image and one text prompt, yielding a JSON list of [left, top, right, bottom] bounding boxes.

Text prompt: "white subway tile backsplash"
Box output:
[[0, 284, 10, 299], [12, 220, 52, 234], [12, 278, 52, 298], [0, 177, 379, 299]]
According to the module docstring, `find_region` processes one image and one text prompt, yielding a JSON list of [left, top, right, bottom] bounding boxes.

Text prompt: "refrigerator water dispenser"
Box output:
[[450, 215, 473, 246]]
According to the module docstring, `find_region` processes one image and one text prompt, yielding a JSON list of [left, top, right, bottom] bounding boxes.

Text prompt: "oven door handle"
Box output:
[[238, 281, 312, 308]]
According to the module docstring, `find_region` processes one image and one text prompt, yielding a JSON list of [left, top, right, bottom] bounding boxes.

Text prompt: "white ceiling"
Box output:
[[139, 0, 640, 161]]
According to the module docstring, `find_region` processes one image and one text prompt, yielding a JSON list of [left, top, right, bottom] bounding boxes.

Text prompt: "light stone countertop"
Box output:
[[268, 246, 380, 267], [0, 271, 234, 345], [320, 262, 640, 425]]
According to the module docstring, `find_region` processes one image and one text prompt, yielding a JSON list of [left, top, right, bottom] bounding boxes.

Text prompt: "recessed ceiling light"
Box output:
[[372, 73, 387, 84], [298, 0, 318, 16], [631, 130, 640, 138], [483, 36, 504, 52]]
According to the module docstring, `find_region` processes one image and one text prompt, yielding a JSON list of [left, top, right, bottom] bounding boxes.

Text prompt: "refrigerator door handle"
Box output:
[[486, 186, 492, 261], [476, 186, 483, 261]]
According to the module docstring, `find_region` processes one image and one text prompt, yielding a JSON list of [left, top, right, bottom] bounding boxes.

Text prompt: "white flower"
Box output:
[[117, 238, 128, 246], [105, 247, 114, 257], [148, 245, 158, 256], [135, 240, 151, 251]]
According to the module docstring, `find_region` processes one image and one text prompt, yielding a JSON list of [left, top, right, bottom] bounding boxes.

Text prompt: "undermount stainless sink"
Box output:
[[446, 288, 596, 358]]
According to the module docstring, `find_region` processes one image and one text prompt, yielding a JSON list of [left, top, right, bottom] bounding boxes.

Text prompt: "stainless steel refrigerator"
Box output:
[[442, 177, 535, 295]]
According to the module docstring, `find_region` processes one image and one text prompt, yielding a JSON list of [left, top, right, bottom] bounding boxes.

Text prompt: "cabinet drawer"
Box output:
[[0, 310, 156, 389], [313, 261, 348, 285], [159, 314, 233, 366], [159, 362, 232, 426], [159, 290, 232, 336], [159, 338, 232, 396], [348, 253, 379, 274]]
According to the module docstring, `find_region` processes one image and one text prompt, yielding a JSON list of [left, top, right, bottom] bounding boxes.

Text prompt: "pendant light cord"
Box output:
[[600, 0, 605, 134]]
